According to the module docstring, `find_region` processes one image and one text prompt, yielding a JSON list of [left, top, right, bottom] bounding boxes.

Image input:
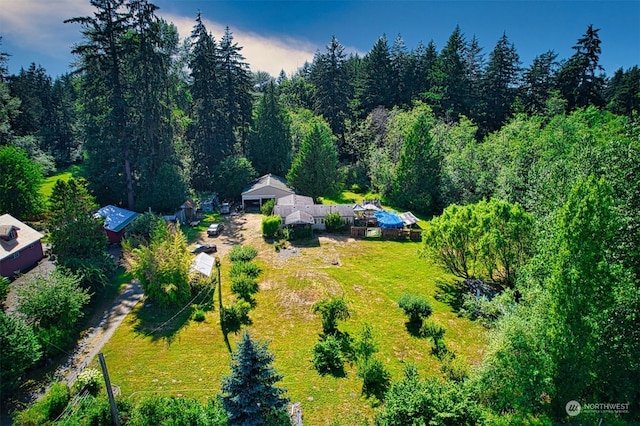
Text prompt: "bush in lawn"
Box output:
[[261, 215, 281, 238], [440, 353, 469, 383], [420, 318, 445, 341], [74, 368, 102, 396], [14, 382, 70, 424], [358, 357, 391, 400], [129, 395, 227, 426], [260, 198, 275, 216], [312, 297, 350, 335], [231, 274, 259, 301], [398, 293, 432, 325], [229, 260, 262, 279], [192, 308, 206, 322], [0, 311, 41, 401], [222, 300, 252, 334], [312, 334, 345, 376], [229, 245, 258, 262], [324, 211, 343, 233]]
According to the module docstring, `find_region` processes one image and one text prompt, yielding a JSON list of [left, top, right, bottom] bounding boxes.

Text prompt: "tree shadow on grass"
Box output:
[[434, 279, 467, 313], [404, 320, 424, 338], [133, 302, 193, 343]]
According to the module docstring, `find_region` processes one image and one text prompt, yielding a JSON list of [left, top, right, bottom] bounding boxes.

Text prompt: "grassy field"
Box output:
[[95, 215, 486, 425], [39, 165, 83, 199]]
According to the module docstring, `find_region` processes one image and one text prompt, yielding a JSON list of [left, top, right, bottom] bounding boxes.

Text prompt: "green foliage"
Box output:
[[312, 297, 350, 335], [230, 274, 259, 301], [358, 357, 391, 400], [287, 121, 341, 200], [261, 215, 282, 237], [0, 145, 44, 219], [213, 155, 257, 201], [128, 395, 227, 426], [353, 323, 378, 362], [375, 364, 482, 426], [14, 382, 70, 425], [16, 270, 90, 356], [47, 178, 111, 289], [312, 334, 345, 376], [125, 223, 192, 308], [422, 199, 534, 286], [74, 368, 102, 396], [229, 260, 261, 279], [221, 331, 289, 424], [397, 293, 432, 324], [0, 311, 41, 400], [324, 211, 343, 232], [192, 308, 206, 322], [260, 198, 275, 216], [228, 245, 258, 262], [440, 353, 469, 383], [221, 300, 252, 334], [0, 276, 9, 303], [420, 318, 445, 341], [124, 212, 166, 248]]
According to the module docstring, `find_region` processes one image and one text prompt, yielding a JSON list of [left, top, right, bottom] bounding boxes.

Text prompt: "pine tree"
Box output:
[[480, 33, 520, 135], [219, 26, 253, 153], [221, 331, 289, 425], [310, 36, 351, 146], [605, 66, 640, 116], [187, 12, 226, 190], [517, 50, 559, 115], [433, 26, 470, 120], [248, 81, 292, 176], [286, 121, 340, 201], [357, 35, 394, 115]]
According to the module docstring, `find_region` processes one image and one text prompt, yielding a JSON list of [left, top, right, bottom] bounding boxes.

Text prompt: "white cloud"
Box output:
[[1, 0, 93, 54], [164, 13, 317, 77]]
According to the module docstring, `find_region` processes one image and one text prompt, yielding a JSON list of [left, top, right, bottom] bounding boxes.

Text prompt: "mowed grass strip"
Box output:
[[96, 215, 486, 425]]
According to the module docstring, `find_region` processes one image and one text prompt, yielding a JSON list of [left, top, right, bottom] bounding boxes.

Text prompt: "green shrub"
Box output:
[[221, 300, 252, 334], [230, 274, 259, 301], [229, 261, 262, 279], [228, 245, 258, 262], [398, 293, 432, 324], [260, 199, 275, 216], [0, 312, 41, 401], [14, 382, 70, 424], [0, 277, 9, 303], [74, 368, 102, 396], [440, 353, 469, 383], [312, 297, 350, 335], [357, 357, 391, 399], [324, 211, 343, 232], [420, 318, 445, 341], [312, 335, 344, 375], [192, 309, 206, 322], [261, 215, 281, 238]]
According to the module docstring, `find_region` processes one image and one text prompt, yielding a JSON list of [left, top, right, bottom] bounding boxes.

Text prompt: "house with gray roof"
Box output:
[[273, 197, 355, 231], [241, 174, 294, 211]]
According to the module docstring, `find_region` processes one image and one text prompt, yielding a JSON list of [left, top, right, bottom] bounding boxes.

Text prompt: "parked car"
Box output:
[[191, 243, 217, 254], [207, 223, 224, 237], [220, 202, 231, 214]]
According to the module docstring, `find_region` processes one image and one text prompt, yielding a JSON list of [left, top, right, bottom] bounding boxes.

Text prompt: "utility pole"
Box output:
[[216, 257, 232, 353], [98, 353, 121, 426]]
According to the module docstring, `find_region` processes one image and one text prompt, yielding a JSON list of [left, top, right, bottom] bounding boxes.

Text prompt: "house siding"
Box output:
[[0, 244, 44, 278]]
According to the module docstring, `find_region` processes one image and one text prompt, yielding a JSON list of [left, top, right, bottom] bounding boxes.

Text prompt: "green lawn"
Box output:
[[96, 219, 486, 425], [39, 165, 82, 199]]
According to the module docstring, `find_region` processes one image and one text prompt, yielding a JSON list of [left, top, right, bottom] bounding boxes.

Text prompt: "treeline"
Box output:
[[1, 0, 639, 219]]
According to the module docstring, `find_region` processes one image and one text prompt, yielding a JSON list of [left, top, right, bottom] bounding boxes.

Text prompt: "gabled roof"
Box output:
[[191, 252, 215, 277], [0, 214, 44, 261], [274, 204, 356, 219], [277, 194, 315, 206], [285, 210, 315, 225], [242, 174, 293, 196], [95, 205, 139, 233]]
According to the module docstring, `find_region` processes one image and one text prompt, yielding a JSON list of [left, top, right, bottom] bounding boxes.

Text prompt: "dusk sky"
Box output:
[[1, 0, 638, 78]]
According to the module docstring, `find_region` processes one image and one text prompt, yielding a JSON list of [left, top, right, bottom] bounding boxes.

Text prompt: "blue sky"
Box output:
[[1, 0, 638, 78]]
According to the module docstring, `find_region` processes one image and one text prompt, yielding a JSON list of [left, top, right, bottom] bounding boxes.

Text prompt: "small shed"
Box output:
[[191, 252, 215, 277], [0, 214, 44, 278], [399, 211, 419, 227], [241, 174, 294, 211], [95, 205, 139, 244]]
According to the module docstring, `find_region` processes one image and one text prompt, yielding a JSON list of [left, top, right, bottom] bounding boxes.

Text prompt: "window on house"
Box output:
[[12, 252, 20, 259]]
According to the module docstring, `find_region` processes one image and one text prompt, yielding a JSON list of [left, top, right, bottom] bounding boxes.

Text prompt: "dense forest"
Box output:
[[1, 0, 639, 424]]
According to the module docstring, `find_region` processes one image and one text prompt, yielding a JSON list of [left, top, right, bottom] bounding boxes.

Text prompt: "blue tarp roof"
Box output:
[[374, 210, 404, 229]]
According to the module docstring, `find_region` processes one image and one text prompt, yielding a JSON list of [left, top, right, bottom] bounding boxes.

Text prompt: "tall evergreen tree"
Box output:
[[287, 121, 341, 201], [66, 0, 135, 208], [517, 50, 559, 116], [357, 35, 394, 115], [310, 36, 351, 146], [0, 145, 44, 219], [45, 74, 80, 167], [219, 26, 253, 153], [606, 66, 640, 116], [187, 12, 226, 190], [433, 26, 470, 120], [221, 331, 289, 425], [248, 81, 292, 176], [7, 63, 52, 138], [557, 25, 605, 110], [390, 34, 412, 107], [480, 33, 520, 135]]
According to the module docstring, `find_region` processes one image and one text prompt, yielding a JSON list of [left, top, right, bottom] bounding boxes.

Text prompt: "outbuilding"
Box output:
[[0, 214, 45, 278], [241, 174, 294, 211], [95, 205, 139, 244]]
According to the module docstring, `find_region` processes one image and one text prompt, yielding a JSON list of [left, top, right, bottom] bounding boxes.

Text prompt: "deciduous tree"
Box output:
[[0, 145, 44, 219]]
